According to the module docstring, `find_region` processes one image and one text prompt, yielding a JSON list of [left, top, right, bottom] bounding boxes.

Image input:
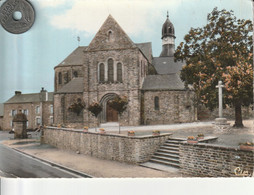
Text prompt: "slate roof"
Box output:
[[142, 74, 186, 91], [55, 43, 152, 68], [56, 77, 84, 93], [153, 57, 185, 74], [55, 47, 87, 68], [5, 92, 54, 104], [0, 103, 4, 117], [135, 42, 152, 63]]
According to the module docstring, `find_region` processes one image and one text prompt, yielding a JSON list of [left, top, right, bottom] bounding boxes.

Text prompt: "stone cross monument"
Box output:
[[216, 81, 224, 118], [215, 81, 227, 125]]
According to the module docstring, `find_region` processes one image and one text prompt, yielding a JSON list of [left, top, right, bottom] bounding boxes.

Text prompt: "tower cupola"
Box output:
[[161, 12, 175, 39], [160, 12, 176, 57]]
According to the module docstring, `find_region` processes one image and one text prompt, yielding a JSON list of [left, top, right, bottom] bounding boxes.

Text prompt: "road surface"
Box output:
[[0, 131, 83, 178]]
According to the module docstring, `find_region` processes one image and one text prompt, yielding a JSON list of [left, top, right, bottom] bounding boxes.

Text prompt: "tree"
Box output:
[[108, 95, 128, 133], [174, 7, 253, 127], [88, 102, 102, 131]]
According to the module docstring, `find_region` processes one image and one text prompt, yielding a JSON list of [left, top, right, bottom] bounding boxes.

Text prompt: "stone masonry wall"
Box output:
[[143, 90, 196, 125], [55, 65, 84, 92], [83, 48, 145, 127], [42, 127, 172, 164], [54, 93, 84, 128], [198, 105, 253, 121], [179, 143, 254, 177]]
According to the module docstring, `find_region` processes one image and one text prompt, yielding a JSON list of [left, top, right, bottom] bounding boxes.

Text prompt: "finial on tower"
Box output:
[[167, 11, 169, 19]]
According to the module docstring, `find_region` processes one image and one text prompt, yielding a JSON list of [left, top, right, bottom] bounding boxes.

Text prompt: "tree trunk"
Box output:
[[234, 99, 244, 128]]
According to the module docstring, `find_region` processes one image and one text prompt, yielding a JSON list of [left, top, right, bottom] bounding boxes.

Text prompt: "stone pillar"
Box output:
[[215, 81, 228, 127], [13, 110, 28, 139]]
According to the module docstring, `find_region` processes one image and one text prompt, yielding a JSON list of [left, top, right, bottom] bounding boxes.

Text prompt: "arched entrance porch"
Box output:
[[99, 93, 118, 123]]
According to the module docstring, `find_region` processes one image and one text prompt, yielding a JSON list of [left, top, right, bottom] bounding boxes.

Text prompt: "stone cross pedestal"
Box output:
[[215, 81, 228, 125], [13, 110, 28, 139]]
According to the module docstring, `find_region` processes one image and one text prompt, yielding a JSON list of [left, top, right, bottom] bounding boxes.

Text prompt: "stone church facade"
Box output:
[[54, 14, 196, 128]]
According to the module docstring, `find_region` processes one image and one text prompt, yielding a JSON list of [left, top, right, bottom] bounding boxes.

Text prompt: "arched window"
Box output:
[[154, 96, 159, 110], [168, 27, 172, 34], [117, 63, 122, 82], [108, 31, 113, 41], [164, 27, 167, 34], [73, 71, 78, 78], [141, 61, 143, 77], [108, 59, 114, 82], [99, 63, 105, 82], [58, 72, 62, 84], [64, 72, 69, 84]]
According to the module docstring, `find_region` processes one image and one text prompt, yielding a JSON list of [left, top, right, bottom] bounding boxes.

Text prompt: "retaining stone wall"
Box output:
[[179, 143, 254, 177], [198, 105, 253, 120], [42, 127, 171, 164]]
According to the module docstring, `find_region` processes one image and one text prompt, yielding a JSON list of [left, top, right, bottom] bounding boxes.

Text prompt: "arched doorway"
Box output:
[[106, 102, 118, 122], [99, 93, 118, 123]]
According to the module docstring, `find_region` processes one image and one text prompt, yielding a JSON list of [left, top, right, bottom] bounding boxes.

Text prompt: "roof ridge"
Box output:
[[135, 42, 151, 44]]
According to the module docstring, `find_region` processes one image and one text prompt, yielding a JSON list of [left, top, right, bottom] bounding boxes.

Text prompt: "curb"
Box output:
[[11, 147, 93, 178]]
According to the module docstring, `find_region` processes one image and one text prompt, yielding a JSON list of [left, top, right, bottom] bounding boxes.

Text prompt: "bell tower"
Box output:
[[160, 12, 176, 57]]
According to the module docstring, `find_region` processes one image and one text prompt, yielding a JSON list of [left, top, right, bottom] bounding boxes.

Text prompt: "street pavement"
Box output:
[[0, 132, 88, 178]]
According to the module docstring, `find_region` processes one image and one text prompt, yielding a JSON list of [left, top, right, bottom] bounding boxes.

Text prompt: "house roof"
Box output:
[[142, 74, 186, 91], [136, 42, 152, 63], [153, 57, 185, 74], [5, 92, 54, 104], [55, 47, 87, 68], [0, 103, 4, 117], [56, 77, 84, 93]]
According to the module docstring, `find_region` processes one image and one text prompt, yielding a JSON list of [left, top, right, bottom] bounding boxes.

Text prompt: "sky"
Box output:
[[0, 0, 252, 103]]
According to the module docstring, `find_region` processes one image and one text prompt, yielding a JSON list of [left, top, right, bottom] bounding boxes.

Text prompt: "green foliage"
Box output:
[[108, 95, 128, 116], [88, 102, 102, 117], [68, 99, 85, 116], [174, 7, 253, 112]]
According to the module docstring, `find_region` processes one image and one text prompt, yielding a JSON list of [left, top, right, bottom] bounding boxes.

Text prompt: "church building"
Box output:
[[53, 14, 196, 128]]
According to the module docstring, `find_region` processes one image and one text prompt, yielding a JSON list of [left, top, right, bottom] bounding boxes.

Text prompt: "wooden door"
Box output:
[[106, 103, 118, 122]]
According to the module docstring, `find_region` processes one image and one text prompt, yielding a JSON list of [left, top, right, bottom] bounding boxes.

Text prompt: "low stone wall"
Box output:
[[42, 127, 171, 164], [198, 105, 253, 120], [179, 143, 254, 177]]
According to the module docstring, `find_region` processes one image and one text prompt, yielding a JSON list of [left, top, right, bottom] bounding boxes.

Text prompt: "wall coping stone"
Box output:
[[45, 126, 172, 140], [182, 142, 254, 153]]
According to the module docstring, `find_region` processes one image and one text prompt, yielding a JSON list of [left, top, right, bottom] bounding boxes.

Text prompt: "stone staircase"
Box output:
[[141, 138, 185, 171]]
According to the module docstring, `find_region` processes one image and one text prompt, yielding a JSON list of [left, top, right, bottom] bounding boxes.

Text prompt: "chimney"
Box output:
[[15, 91, 21, 95], [40, 87, 46, 92], [40, 87, 48, 101]]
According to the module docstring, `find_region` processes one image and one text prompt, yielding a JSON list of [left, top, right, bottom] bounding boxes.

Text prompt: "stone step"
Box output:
[[157, 148, 179, 155], [140, 162, 180, 173], [164, 143, 180, 148], [100, 122, 119, 127], [154, 152, 179, 159], [151, 155, 179, 164], [166, 140, 184, 144], [160, 145, 179, 151], [167, 138, 186, 142], [149, 159, 180, 168]]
